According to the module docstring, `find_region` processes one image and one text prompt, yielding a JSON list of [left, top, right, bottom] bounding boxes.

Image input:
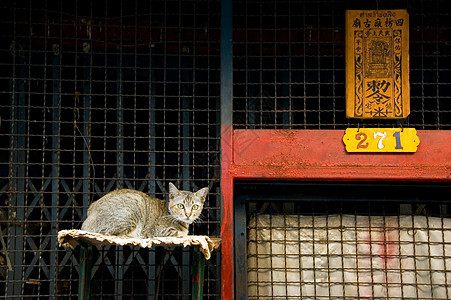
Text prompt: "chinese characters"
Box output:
[[364, 80, 392, 117], [346, 9, 410, 119]]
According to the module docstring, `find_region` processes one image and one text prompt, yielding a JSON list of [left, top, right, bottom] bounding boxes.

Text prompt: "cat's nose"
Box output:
[[185, 210, 192, 219]]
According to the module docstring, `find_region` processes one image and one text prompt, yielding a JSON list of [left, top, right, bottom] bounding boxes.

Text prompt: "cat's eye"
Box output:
[[176, 203, 184, 209], [192, 204, 199, 210]]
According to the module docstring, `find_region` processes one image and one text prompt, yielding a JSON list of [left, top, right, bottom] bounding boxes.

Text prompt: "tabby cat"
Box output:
[[81, 183, 208, 238]]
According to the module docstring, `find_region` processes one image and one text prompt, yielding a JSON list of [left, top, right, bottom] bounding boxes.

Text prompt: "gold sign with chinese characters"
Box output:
[[343, 128, 420, 153], [346, 10, 410, 119]]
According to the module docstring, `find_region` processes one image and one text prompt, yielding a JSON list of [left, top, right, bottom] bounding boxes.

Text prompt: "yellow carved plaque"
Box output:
[[346, 10, 410, 119], [343, 128, 419, 153]]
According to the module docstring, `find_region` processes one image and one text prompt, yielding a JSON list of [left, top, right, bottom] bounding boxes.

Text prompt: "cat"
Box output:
[[81, 183, 209, 238]]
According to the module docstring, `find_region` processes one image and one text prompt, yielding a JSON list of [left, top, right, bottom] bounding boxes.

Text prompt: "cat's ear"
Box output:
[[195, 187, 209, 203], [169, 182, 180, 199]]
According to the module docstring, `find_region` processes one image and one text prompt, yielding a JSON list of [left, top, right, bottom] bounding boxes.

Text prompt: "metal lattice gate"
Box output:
[[0, 0, 221, 298], [235, 182, 451, 299]]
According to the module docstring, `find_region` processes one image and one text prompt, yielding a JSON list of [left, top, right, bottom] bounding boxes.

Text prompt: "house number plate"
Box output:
[[343, 128, 420, 152]]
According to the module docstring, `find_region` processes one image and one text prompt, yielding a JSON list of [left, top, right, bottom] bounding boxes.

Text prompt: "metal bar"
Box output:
[[181, 60, 191, 300], [82, 50, 91, 212], [78, 245, 93, 300], [50, 47, 61, 299], [191, 247, 205, 300], [220, 0, 234, 299], [116, 52, 124, 189], [8, 52, 26, 298], [248, 71, 256, 129], [281, 58, 290, 128], [148, 46, 156, 299], [234, 192, 450, 204], [234, 195, 248, 300], [116, 51, 124, 299], [149, 48, 156, 196]]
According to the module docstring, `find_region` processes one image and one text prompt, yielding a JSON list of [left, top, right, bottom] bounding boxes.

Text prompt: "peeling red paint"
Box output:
[[232, 129, 451, 181], [221, 124, 234, 300]]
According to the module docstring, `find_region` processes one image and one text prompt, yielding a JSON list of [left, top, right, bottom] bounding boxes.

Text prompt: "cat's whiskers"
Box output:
[[192, 215, 204, 224]]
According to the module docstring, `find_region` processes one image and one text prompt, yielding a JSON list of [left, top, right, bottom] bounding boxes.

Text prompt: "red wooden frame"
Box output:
[[221, 129, 451, 299]]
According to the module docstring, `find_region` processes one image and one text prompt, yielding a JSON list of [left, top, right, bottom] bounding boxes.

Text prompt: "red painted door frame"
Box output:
[[221, 129, 451, 299]]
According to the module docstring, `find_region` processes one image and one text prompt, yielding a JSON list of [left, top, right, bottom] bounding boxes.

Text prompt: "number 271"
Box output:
[[355, 131, 403, 150]]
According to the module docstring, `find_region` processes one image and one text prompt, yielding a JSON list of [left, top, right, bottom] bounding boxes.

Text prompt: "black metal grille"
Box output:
[[0, 0, 221, 298], [235, 182, 451, 299], [3, 0, 451, 298], [233, 0, 451, 129]]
